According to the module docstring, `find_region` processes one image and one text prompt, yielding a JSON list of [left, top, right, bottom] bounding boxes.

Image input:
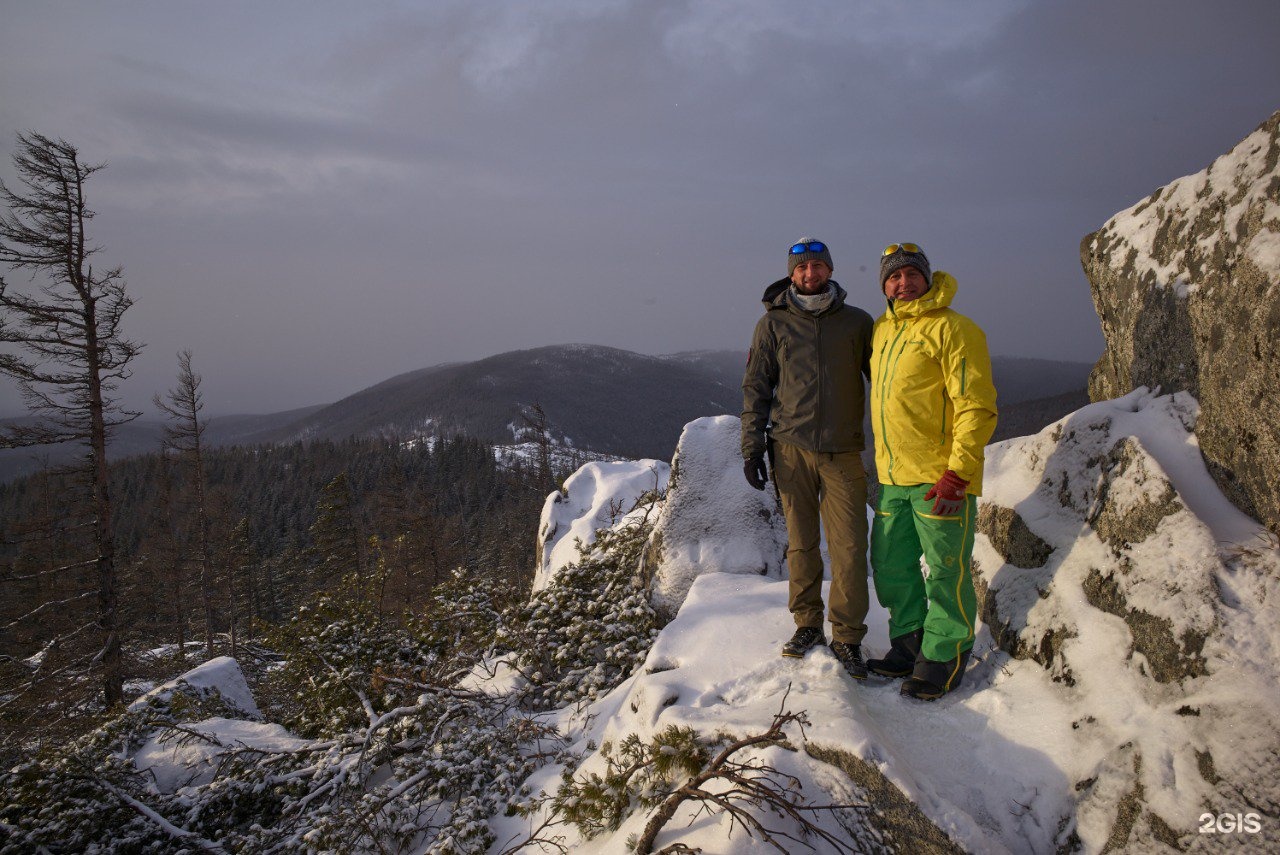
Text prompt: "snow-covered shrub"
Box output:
[[261, 574, 465, 738], [0, 675, 245, 853], [190, 689, 568, 854], [502, 500, 660, 710], [551, 725, 707, 839]]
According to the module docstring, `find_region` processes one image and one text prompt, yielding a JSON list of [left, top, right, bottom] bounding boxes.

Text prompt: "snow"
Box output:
[[125, 657, 310, 796], [647, 416, 787, 616], [134, 717, 310, 794], [1247, 226, 1280, 274], [496, 391, 1280, 853], [492, 439, 611, 472], [534, 458, 670, 590], [1098, 119, 1279, 292], [128, 656, 262, 720], [87, 391, 1280, 853], [494, 570, 1075, 854]]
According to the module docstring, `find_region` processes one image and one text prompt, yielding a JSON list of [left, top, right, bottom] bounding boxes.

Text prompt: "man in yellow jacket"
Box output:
[[867, 243, 997, 700]]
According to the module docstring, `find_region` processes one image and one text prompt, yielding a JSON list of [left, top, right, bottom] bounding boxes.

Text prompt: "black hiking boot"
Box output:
[[830, 641, 868, 680], [781, 626, 826, 658], [901, 649, 972, 701], [866, 628, 923, 678]]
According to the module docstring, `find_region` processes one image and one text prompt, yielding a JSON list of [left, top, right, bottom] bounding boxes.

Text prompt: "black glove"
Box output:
[[744, 456, 768, 490]]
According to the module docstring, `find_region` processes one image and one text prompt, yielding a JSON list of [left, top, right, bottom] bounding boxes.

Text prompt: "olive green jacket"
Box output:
[[741, 278, 874, 460]]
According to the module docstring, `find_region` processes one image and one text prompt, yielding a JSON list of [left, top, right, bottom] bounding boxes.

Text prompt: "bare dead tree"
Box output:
[[0, 132, 142, 706], [154, 453, 189, 656], [153, 350, 216, 656]]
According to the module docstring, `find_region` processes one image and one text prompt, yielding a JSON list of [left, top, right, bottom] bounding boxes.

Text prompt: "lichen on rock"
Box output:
[[1081, 110, 1280, 534], [977, 503, 1054, 568]]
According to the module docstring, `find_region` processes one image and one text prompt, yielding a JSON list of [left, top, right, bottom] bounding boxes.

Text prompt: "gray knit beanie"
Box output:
[[879, 244, 931, 292], [787, 237, 834, 276]]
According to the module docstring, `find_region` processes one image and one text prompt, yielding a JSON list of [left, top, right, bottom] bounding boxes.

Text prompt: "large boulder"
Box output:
[[1081, 110, 1280, 532], [973, 390, 1280, 850], [533, 459, 670, 591], [533, 417, 787, 622], [641, 416, 788, 622]]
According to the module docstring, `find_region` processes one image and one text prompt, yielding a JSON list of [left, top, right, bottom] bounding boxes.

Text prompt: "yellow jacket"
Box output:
[[871, 271, 998, 494]]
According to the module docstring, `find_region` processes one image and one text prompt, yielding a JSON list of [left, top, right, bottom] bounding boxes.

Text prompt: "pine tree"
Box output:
[[227, 518, 259, 644], [308, 471, 362, 591]]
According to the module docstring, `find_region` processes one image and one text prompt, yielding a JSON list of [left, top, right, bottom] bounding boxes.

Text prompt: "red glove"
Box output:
[[924, 470, 969, 515]]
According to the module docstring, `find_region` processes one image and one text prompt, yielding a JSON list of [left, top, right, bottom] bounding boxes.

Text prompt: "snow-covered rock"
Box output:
[[1082, 109, 1280, 533], [128, 655, 262, 720], [134, 717, 310, 794], [975, 389, 1280, 851], [129, 657, 311, 796], [501, 394, 1280, 853], [534, 458, 670, 590], [642, 416, 788, 620], [535, 417, 786, 621]]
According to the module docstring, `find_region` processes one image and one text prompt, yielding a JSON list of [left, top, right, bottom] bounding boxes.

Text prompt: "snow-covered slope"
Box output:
[[112, 393, 1280, 853], [509, 397, 1280, 853]]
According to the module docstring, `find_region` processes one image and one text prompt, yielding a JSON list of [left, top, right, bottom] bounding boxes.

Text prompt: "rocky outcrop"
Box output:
[[534, 459, 671, 591], [977, 393, 1218, 683], [1081, 566, 1208, 684], [1082, 110, 1280, 533], [640, 416, 787, 621], [973, 390, 1280, 850]]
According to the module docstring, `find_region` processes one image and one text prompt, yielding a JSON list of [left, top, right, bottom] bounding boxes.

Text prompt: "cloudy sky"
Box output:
[[1, 1, 1277, 416]]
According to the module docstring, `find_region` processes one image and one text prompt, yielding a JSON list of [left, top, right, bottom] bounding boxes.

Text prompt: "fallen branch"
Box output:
[[633, 691, 867, 855]]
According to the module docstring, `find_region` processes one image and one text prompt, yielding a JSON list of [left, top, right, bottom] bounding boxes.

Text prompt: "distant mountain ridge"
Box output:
[[0, 406, 325, 484], [239, 344, 744, 462], [0, 344, 1092, 483]]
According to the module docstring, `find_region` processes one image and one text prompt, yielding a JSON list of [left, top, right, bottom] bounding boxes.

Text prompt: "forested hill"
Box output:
[[0, 345, 1092, 484], [0, 434, 550, 676], [240, 348, 1091, 455], [234, 344, 744, 460]]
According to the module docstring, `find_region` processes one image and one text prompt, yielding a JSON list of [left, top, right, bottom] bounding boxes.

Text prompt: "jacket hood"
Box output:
[[762, 277, 848, 312], [885, 271, 957, 319]]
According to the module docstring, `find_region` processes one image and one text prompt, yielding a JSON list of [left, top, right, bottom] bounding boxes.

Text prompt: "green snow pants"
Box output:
[[870, 483, 977, 663], [772, 440, 869, 644]]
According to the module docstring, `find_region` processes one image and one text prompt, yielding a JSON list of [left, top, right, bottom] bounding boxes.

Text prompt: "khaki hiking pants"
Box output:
[[771, 440, 869, 644]]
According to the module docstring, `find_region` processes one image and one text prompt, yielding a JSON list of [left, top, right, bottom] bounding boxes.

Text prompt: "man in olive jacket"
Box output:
[[867, 243, 998, 701], [741, 237, 874, 678]]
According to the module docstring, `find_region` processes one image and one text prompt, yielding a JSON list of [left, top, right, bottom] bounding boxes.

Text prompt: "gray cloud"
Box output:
[[1, 0, 1277, 417]]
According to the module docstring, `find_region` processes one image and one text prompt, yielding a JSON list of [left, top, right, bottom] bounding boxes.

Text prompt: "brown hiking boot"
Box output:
[[830, 641, 868, 680], [781, 626, 826, 658]]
